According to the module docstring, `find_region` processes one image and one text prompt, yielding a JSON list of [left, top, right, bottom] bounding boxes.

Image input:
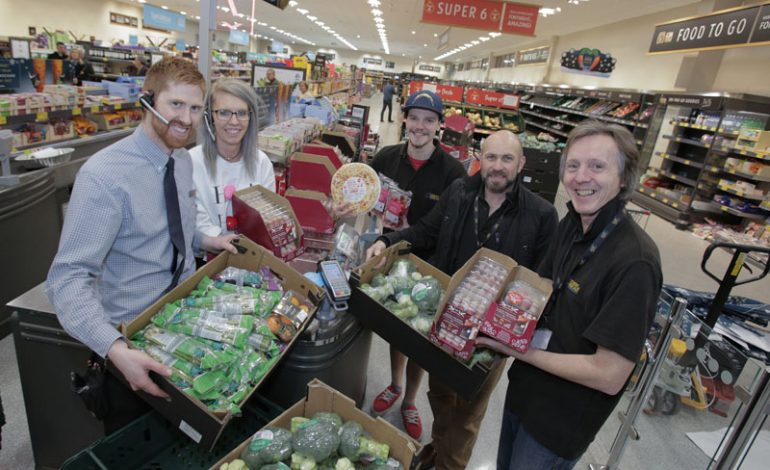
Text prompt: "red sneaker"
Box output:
[[401, 405, 422, 440], [372, 385, 402, 414]]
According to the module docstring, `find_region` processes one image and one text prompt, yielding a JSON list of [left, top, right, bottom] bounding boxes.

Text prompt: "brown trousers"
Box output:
[[428, 360, 506, 470]]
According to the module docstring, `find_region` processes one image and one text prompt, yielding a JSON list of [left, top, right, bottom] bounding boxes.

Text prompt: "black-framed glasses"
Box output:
[[213, 109, 251, 121]]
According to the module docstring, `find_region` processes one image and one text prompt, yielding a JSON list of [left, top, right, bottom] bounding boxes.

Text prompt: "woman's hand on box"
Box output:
[[107, 339, 172, 398], [331, 201, 356, 220]]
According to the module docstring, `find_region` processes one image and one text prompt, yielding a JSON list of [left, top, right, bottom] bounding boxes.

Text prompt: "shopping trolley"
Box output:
[[627, 208, 651, 230]]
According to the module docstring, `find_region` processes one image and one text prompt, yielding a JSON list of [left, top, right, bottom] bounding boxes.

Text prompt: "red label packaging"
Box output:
[[480, 277, 549, 353]]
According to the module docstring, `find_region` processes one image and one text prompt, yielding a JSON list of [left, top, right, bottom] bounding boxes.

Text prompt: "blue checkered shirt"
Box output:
[[47, 124, 203, 357]]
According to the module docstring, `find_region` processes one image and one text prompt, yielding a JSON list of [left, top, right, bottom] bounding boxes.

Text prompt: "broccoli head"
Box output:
[[240, 427, 293, 468]]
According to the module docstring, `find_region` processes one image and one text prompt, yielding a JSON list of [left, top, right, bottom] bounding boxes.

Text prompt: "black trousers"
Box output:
[[381, 100, 393, 121]]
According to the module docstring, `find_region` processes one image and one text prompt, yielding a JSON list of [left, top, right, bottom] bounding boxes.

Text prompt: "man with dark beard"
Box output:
[[367, 130, 558, 469], [47, 58, 237, 433]]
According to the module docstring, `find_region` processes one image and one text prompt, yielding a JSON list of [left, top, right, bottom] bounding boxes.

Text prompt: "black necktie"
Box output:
[[163, 156, 186, 293]]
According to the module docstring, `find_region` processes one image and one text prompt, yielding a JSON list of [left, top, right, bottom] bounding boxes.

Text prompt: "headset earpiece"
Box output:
[[204, 110, 216, 142], [138, 90, 170, 126]]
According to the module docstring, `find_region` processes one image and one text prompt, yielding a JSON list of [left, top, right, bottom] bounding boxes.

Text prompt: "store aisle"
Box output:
[[1, 93, 768, 469]]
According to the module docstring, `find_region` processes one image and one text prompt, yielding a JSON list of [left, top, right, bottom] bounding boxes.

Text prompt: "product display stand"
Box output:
[[634, 93, 770, 228]]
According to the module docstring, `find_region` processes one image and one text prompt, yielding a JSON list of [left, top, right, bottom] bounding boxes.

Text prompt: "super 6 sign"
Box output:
[[422, 0, 505, 31]]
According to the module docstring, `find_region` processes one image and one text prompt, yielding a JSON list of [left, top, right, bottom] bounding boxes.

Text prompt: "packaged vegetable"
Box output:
[[143, 326, 229, 370], [339, 421, 390, 462], [292, 419, 341, 462], [240, 426, 293, 467], [311, 411, 342, 432]]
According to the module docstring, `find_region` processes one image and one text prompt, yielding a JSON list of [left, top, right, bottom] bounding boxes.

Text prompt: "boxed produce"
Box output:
[[431, 249, 552, 358], [233, 185, 304, 261], [211, 379, 421, 470], [349, 242, 500, 399], [112, 237, 324, 450], [478, 269, 551, 353]]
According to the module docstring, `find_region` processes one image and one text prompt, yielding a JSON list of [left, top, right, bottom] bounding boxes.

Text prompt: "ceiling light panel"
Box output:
[[286, 3, 356, 50], [434, 31, 503, 60]]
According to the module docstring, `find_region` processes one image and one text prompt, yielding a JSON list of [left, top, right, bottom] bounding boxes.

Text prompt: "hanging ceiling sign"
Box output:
[[438, 28, 451, 51], [517, 45, 550, 66], [649, 2, 770, 54], [143, 4, 185, 32], [421, 0, 505, 32], [500, 2, 540, 36]]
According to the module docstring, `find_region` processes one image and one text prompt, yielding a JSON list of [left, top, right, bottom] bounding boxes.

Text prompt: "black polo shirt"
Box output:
[[505, 197, 662, 460]]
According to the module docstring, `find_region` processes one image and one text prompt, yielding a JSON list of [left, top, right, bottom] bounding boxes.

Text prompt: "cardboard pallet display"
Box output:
[[233, 185, 305, 261], [109, 237, 325, 450], [211, 379, 422, 470], [349, 242, 499, 400], [321, 131, 357, 159], [288, 152, 337, 195], [302, 142, 346, 168], [285, 188, 335, 234]]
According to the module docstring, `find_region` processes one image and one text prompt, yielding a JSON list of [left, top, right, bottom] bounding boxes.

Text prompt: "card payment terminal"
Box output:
[[318, 259, 351, 310]]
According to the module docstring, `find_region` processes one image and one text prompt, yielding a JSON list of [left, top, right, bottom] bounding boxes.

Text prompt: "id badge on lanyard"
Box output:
[[533, 211, 624, 350]]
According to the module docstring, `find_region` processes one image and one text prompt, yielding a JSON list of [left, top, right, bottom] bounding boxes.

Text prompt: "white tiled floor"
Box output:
[[2, 93, 769, 469]]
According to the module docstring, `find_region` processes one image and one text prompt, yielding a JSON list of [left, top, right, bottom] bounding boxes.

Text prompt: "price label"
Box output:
[[662, 198, 669, 204], [72, 107, 81, 116], [729, 169, 736, 174], [0, 115, 6, 125], [670, 174, 678, 180], [114, 103, 122, 110], [651, 193, 657, 198], [134, 101, 141, 108], [684, 160, 691, 165], [91, 106, 100, 113], [36, 112, 48, 121], [736, 191, 743, 197], [721, 206, 729, 212], [673, 203, 679, 208]]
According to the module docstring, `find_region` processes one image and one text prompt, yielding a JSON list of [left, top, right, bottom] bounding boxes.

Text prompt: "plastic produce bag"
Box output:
[[240, 427, 293, 467], [143, 326, 229, 370], [292, 419, 341, 461]]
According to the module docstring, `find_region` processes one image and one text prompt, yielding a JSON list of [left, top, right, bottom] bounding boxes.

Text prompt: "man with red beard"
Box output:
[[367, 130, 558, 469], [47, 58, 237, 433]]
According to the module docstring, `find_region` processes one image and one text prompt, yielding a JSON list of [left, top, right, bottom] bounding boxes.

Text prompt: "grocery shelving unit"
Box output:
[[442, 101, 525, 137], [633, 93, 770, 228], [86, 46, 148, 80], [212, 65, 252, 82], [515, 85, 656, 149]]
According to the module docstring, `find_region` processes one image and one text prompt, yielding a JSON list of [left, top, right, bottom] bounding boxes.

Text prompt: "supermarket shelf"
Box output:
[[635, 186, 686, 211], [712, 145, 770, 161], [11, 126, 136, 154], [722, 168, 770, 183], [0, 101, 141, 126], [669, 120, 718, 132], [709, 201, 769, 221], [657, 151, 705, 169], [519, 108, 580, 127], [87, 57, 133, 63], [663, 134, 712, 149], [523, 120, 569, 138], [520, 100, 646, 128], [716, 183, 765, 201], [463, 103, 520, 114], [656, 169, 698, 187]]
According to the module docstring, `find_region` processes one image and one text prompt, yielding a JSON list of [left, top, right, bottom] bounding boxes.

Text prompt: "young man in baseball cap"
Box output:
[[367, 90, 466, 440]]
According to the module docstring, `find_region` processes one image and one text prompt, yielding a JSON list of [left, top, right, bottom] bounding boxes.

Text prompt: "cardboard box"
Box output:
[[431, 249, 552, 358], [210, 379, 421, 470], [288, 152, 337, 195], [349, 242, 500, 400], [479, 266, 553, 353], [302, 142, 345, 169], [285, 188, 335, 234], [233, 185, 305, 261], [111, 237, 324, 450], [429, 248, 516, 361]]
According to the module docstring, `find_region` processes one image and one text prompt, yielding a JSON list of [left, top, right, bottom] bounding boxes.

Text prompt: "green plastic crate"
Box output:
[[61, 394, 283, 470]]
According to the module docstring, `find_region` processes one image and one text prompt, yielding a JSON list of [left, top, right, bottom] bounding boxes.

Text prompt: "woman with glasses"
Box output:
[[190, 78, 275, 255]]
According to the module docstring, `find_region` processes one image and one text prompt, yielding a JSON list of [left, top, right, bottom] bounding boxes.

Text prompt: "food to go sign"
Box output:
[[421, 1, 539, 36], [649, 2, 770, 54]]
